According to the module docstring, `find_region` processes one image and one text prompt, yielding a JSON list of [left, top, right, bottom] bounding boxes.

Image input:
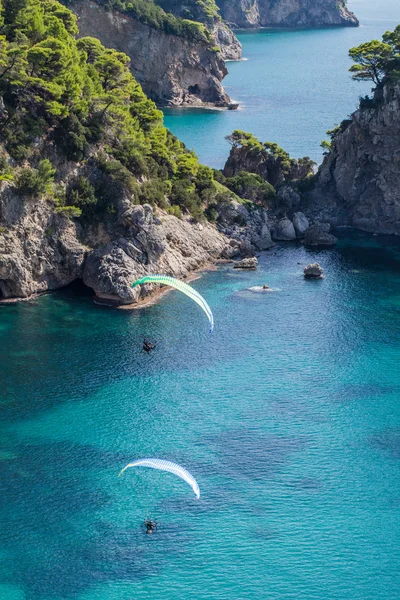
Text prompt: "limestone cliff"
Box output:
[[72, 0, 231, 107], [0, 181, 231, 302], [305, 82, 400, 234], [0, 175, 275, 302], [216, 0, 358, 28]]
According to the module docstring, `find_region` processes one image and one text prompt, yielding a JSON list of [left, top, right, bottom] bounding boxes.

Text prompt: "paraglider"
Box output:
[[131, 275, 214, 333], [118, 458, 200, 499]]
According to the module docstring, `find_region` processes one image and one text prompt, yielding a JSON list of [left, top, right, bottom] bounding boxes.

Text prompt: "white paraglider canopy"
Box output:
[[118, 458, 200, 499]]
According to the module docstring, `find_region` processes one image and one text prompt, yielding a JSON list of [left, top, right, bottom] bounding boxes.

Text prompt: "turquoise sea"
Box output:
[[164, 0, 400, 167], [2, 232, 400, 599], [2, 2, 400, 599]]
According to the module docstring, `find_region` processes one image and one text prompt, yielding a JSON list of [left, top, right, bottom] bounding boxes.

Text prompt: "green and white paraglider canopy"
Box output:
[[131, 275, 214, 333]]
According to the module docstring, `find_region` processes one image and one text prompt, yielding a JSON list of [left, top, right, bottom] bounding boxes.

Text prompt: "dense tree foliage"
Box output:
[[349, 25, 400, 87], [0, 0, 227, 220]]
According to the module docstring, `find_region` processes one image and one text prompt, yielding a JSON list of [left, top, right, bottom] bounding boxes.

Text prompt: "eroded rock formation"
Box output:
[[306, 82, 400, 234]]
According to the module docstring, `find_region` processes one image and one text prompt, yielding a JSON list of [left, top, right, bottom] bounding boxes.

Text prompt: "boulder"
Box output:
[[233, 257, 258, 269], [272, 218, 296, 241], [304, 263, 324, 279], [252, 223, 274, 250], [292, 212, 309, 238], [303, 223, 337, 246]]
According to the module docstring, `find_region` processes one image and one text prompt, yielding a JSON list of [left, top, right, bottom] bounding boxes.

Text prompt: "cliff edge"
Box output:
[[306, 82, 400, 234]]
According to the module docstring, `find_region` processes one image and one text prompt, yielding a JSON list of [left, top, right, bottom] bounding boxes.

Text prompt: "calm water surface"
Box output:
[[2, 232, 400, 599], [164, 0, 400, 167]]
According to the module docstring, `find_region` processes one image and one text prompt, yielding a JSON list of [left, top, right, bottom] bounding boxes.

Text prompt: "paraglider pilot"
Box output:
[[144, 518, 158, 534], [143, 339, 156, 353]]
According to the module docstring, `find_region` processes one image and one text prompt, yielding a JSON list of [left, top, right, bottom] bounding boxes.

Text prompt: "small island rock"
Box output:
[[233, 257, 258, 269], [304, 263, 324, 279]]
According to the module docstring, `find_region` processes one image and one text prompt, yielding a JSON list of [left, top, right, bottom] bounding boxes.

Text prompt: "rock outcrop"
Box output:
[[217, 199, 275, 253], [272, 217, 296, 241], [303, 223, 337, 246], [0, 182, 238, 302], [307, 82, 400, 235], [216, 0, 358, 28], [292, 212, 309, 238], [223, 139, 314, 188], [0, 186, 87, 298], [304, 263, 323, 279], [233, 256, 258, 269], [213, 22, 242, 60], [73, 0, 231, 107]]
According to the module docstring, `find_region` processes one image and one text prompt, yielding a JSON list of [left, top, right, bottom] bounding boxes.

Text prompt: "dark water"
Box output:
[[164, 0, 400, 167], [2, 232, 400, 599]]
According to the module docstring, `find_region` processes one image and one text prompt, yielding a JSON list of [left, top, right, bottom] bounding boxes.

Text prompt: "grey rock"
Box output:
[[272, 218, 296, 241], [252, 223, 274, 250], [307, 82, 400, 234], [292, 212, 309, 238], [303, 223, 337, 246], [0, 187, 86, 299], [277, 186, 301, 211], [304, 263, 324, 279], [233, 257, 258, 269]]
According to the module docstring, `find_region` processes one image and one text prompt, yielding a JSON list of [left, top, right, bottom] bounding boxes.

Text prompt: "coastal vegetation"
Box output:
[[0, 0, 234, 221], [349, 25, 400, 90]]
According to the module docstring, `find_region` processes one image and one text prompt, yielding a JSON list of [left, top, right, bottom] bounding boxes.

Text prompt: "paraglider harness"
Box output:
[[143, 518, 158, 534]]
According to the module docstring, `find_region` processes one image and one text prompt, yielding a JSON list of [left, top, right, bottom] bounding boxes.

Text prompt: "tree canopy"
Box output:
[[0, 0, 230, 220], [349, 25, 400, 86]]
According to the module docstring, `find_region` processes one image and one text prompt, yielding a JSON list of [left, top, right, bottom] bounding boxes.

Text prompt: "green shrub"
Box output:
[[167, 205, 182, 218], [55, 206, 82, 218], [66, 176, 97, 214], [15, 160, 56, 197]]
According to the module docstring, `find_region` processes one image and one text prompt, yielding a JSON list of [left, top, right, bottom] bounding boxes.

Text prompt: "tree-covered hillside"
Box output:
[[0, 0, 232, 220]]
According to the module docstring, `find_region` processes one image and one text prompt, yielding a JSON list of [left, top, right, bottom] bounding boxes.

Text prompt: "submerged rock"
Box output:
[[303, 223, 337, 246], [304, 263, 324, 279], [233, 257, 258, 269]]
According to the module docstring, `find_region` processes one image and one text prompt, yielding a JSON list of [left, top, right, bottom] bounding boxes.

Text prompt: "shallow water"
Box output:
[[2, 231, 400, 599], [164, 0, 400, 167]]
